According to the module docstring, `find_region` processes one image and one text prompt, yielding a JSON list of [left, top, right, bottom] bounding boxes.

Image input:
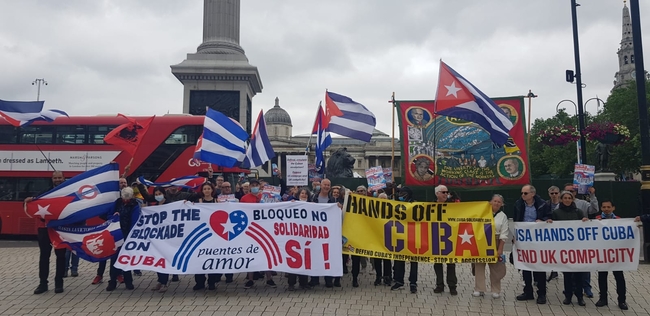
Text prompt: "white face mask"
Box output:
[[447, 194, 452, 200], [155, 195, 164, 202]]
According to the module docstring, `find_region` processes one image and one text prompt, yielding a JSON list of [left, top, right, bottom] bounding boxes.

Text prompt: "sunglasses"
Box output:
[[439, 191, 449, 194], [549, 192, 559, 195], [521, 192, 530, 195]]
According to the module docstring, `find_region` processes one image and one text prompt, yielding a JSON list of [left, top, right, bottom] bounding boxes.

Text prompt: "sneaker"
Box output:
[[492, 293, 500, 299], [410, 284, 417, 294], [516, 293, 535, 301], [158, 285, 168, 293], [54, 287, 64, 293], [171, 275, 179, 282], [151, 283, 162, 291], [595, 299, 608, 307], [106, 281, 117, 292], [619, 302, 628, 310], [244, 280, 254, 289], [116, 275, 124, 284], [266, 280, 277, 288], [391, 282, 404, 291], [472, 291, 484, 297], [433, 286, 444, 293], [71, 271, 79, 277], [536, 296, 546, 304], [92, 276, 103, 285], [33, 284, 48, 295]]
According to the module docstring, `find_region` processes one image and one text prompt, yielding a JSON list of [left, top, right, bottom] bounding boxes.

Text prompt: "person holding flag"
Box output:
[[25, 171, 67, 294]]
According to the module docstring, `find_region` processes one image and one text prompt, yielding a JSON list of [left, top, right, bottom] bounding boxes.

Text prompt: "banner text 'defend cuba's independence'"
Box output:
[[114, 200, 343, 276], [342, 194, 497, 264]]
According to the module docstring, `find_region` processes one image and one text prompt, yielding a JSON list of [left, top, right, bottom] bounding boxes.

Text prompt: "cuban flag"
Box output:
[[48, 215, 124, 262], [325, 91, 376, 142], [434, 61, 514, 146], [312, 105, 332, 172], [0, 99, 68, 127], [25, 164, 120, 227], [196, 108, 248, 168], [138, 175, 206, 189], [242, 110, 275, 168]]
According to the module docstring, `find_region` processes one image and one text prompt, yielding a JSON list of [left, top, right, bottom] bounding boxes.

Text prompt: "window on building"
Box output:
[[631, 55, 635, 63], [624, 56, 629, 64]]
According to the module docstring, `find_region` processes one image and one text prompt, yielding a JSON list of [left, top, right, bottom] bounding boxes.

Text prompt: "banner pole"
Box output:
[[390, 92, 396, 183]]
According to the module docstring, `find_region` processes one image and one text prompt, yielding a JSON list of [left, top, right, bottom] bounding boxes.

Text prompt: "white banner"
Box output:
[[115, 200, 343, 276], [285, 155, 308, 186], [513, 219, 640, 272], [0, 151, 120, 171]]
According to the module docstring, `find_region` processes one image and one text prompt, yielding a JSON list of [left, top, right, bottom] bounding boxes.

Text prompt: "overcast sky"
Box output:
[[1, 0, 648, 136]]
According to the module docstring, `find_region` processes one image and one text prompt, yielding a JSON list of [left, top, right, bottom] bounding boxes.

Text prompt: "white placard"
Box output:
[[513, 219, 640, 272], [285, 155, 308, 186], [115, 200, 343, 276], [0, 151, 121, 172]]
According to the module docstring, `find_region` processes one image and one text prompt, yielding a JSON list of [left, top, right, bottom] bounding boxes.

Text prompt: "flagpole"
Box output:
[[304, 101, 322, 155], [390, 92, 396, 183]]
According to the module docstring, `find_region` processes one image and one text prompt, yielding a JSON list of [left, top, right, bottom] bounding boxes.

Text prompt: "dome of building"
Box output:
[[264, 97, 292, 127]]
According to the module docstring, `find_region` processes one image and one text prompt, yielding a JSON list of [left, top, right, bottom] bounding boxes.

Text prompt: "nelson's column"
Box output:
[[171, 0, 262, 134]]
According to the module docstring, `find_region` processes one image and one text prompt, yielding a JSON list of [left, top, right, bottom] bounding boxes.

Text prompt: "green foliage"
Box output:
[[530, 80, 650, 176]]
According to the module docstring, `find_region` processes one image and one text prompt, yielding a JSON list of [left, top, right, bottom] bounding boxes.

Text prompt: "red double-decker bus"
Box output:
[[0, 114, 249, 236]]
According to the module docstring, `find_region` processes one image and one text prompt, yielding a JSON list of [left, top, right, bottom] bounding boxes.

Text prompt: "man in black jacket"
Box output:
[[26, 171, 67, 294], [514, 184, 552, 304], [105, 187, 139, 291]]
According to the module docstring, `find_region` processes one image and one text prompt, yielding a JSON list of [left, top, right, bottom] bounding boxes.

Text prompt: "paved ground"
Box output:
[[1, 242, 649, 316]]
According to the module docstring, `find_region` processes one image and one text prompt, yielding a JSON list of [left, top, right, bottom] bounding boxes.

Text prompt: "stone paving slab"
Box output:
[[0, 246, 649, 316]]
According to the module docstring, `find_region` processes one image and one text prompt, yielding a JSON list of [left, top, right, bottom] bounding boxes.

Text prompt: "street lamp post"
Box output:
[[526, 90, 538, 150], [556, 99, 581, 164], [584, 96, 605, 115], [555, 99, 578, 115], [31, 78, 48, 101], [569, 0, 588, 164], [629, 0, 650, 263]]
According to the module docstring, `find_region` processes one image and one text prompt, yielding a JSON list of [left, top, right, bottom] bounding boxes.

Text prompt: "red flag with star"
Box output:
[[26, 196, 76, 221]]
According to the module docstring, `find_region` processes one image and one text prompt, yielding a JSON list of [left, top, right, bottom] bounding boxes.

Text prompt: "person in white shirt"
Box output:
[[473, 194, 508, 299]]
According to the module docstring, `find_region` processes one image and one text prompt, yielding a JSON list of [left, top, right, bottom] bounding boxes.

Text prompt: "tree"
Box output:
[[600, 81, 650, 173], [529, 109, 583, 177]]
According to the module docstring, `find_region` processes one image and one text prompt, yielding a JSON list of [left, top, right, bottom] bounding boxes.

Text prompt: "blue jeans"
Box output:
[[65, 250, 79, 272]]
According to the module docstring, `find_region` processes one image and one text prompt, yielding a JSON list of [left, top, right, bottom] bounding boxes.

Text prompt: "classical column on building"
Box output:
[[171, 0, 262, 133]]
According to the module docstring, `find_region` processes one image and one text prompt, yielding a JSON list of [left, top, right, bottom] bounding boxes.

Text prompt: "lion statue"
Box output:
[[326, 148, 356, 178]]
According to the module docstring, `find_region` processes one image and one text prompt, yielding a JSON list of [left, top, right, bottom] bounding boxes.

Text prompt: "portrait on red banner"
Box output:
[[396, 97, 530, 188]]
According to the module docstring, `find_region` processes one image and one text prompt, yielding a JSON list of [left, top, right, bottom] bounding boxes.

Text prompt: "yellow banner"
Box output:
[[342, 193, 497, 263]]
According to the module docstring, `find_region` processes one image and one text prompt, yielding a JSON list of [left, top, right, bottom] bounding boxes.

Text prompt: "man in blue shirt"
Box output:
[[513, 185, 551, 304]]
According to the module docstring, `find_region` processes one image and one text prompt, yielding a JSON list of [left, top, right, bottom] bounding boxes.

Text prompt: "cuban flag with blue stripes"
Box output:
[[312, 105, 332, 172], [434, 61, 514, 146], [0, 99, 68, 127], [48, 215, 124, 262], [325, 91, 376, 142], [242, 110, 275, 168], [138, 175, 206, 189], [34, 164, 120, 227], [196, 108, 248, 168]]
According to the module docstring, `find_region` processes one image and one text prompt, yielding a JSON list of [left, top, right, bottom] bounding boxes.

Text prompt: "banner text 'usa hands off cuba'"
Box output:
[[115, 201, 343, 276]]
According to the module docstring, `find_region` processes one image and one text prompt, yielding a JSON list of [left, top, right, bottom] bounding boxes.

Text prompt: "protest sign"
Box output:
[[573, 164, 595, 195], [114, 200, 342, 276], [342, 193, 496, 263], [286, 155, 308, 186], [260, 185, 281, 203], [513, 219, 639, 272], [365, 166, 386, 191]]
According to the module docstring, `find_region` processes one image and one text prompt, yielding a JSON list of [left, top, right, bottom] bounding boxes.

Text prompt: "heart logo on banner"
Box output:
[[209, 210, 249, 241]]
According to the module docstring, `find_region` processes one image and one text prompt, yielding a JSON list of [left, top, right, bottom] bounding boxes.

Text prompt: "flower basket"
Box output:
[[584, 122, 630, 145], [536, 125, 581, 147]]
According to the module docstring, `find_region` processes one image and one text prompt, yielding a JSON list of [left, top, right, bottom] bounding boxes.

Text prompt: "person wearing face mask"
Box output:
[[143, 187, 173, 293], [240, 179, 277, 289], [432, 185, 457, 295], [311, 180, 321, 198], [391, 186, 419, 293], [193, 183, 229, 291], [104, 187, 140, 292]]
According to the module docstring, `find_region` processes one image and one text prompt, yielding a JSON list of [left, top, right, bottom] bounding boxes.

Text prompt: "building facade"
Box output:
[[256, 98, 401, 180], [613, 2, 649, 90]]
